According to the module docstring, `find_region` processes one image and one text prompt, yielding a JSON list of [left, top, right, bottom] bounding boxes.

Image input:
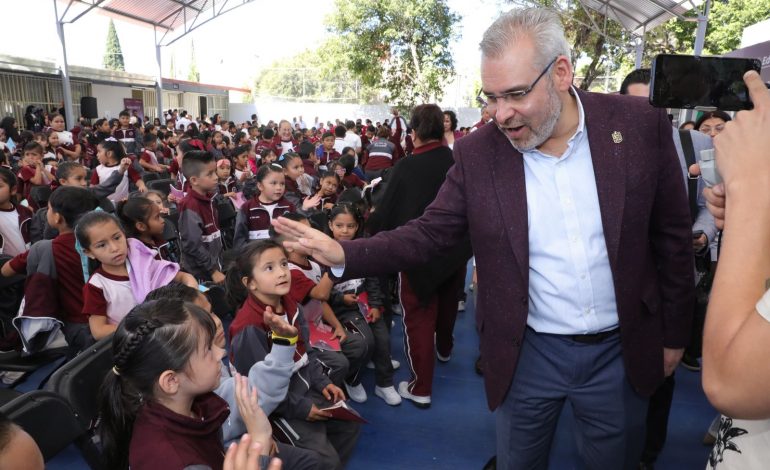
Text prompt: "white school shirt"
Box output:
[[248, 202, 281, 240], [522, 90, 619, 335], [0, 208, 28, 256], [95, 164, 129, 202], [85, 268, 135, 325]]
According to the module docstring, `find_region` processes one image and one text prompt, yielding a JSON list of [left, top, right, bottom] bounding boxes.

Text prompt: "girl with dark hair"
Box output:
[[226, 240, 360, 470], [92, 140, 147, 202], [98, 298, 279, 470], [326, 204, 399, 405], [232, 164, 295, 248], [75, 211, 196, 340], [0, 117, 20, 146], [117, 196, 176, 262]]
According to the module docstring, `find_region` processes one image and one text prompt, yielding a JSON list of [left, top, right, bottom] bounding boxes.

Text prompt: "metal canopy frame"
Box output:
[[53, 0, 255, 126], [515, 0, 711, 70]]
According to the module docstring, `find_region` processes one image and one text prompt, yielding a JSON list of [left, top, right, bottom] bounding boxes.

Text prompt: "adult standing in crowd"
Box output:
[[366, 104, 471, 408], [363, 126, 396, 181], [273, 8, 694, 469], [443, 110, 463, 149]]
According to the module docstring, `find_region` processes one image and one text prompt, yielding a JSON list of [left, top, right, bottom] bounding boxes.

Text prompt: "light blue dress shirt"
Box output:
[[522, 91, 619, 335]]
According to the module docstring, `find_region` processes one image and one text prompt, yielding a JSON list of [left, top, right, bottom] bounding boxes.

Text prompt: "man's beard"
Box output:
[[497, 79, 562, 153]]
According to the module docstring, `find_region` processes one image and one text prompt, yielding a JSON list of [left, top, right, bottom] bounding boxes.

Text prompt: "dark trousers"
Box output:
[[641, 373, 676, 464], [496, 327, 648, 470], [274, 442, 322, 470], [314, 350, 349, 389], [338, 311, 395, 387], [398, 268, 465, 397], [281, 387, 361, 470]]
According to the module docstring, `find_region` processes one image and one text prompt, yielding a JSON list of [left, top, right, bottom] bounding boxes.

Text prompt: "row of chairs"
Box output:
[[1, 337, 113, 467]]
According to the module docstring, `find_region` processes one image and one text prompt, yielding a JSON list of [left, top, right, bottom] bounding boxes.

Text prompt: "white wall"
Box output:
[[252, 100, 484, 128], [91, 83, 135, 119]]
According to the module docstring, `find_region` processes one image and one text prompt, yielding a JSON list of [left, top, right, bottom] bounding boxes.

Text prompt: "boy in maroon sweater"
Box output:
[[177, 151, 225, 283]]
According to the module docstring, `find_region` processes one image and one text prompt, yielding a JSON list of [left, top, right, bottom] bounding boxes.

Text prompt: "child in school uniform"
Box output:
[[232, 164, 295, 248], [1, 186, 99, 353], [226, 240, 360, 470], [113, 110, 138, 155], [117, 196, 178, 262], [91, 140, 147, 203], [16, 142, 54, 210], [215, 158, 237, 199], [176, 150, 225, 284], [138, 133, 168, 174], [315, 132, 341, 171], [0, 168, 31, 258], [232, 145, 253, 184], [76, 211, 196, 341]]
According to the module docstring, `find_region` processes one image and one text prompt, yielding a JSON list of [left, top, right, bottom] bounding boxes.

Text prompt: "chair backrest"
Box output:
[[142, 172, 160, 183], [44, 336, 113, 430], [146, 178, 175, 197], [0, 390, 85, 460]]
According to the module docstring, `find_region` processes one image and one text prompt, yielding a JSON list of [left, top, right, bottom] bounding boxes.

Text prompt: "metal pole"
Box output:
[[635, 38, 644, 69], [154, 27, 165, 124], [54, 0, 75, 129], [693, 0, 711, 56]]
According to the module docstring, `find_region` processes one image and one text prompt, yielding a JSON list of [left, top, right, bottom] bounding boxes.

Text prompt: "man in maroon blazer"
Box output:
[[273, 8, 694, 470]]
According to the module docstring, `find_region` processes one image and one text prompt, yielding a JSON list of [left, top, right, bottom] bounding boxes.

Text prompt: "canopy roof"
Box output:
[[578, 0, 704, 36], [58, 0, 254, 45]]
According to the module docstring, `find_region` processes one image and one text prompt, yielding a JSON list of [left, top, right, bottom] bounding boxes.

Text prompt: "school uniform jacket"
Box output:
[[232, 196, 295, 248], [229, 294, 332, 422], [340, 90, 695, 411], [177, 190, 223, 281]]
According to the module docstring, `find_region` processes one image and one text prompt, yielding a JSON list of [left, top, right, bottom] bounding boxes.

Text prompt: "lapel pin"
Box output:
[[611, 131, 623, 144]]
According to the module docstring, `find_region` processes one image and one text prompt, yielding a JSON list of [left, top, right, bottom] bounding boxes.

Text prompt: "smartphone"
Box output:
[[650, 54, 762, 111]]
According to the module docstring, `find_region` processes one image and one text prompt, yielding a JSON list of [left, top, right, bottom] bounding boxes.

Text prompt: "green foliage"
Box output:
[[325, 0, 461, 107], [102, 19, 125, 72], [253, 45, 378, 103], [511, 0, 770, 91]]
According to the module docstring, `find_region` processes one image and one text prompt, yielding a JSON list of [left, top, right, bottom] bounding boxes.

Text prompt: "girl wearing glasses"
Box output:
[[695, 110, 732, 138]]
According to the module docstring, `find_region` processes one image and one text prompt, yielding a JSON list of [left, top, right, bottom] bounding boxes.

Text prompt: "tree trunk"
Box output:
[[579, 34, 606, 90]]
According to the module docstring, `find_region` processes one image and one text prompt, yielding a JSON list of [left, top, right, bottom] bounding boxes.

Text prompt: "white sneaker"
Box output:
[[375, 386, 402, 406], [391, 359, 400, 370], [397, 381, 431, 408], [345, 382, 368, 403], [391, 304, 403, 316], [458, 300, 466, 311], [436, 351, 451, 363]]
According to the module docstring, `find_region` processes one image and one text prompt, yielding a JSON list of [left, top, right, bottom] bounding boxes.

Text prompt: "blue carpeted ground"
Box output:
[[24, 265, 716, 469]]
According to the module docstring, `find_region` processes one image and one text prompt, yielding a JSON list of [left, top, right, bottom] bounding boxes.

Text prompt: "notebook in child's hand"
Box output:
[[320, 400, 368, 424], [230, 192, 246, 209], [308, 322, 341, 352], [169, 184, 185, 200]]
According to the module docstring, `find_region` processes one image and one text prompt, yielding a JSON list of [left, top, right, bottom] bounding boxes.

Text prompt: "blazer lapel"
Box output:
[[580, 90, 625, 271], [490, 129, 529, 285]]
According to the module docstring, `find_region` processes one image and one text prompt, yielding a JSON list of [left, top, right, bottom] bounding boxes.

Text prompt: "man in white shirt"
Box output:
[[176, 111, 191, 131], [343, 120, 362, 155]]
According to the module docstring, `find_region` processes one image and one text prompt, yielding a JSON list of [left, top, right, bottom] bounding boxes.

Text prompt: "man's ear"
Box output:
[[157, 370, 180, 395]]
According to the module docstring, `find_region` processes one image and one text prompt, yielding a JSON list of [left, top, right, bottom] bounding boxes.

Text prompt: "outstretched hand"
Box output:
[[264, 306, 298, 338], [271, 217, 345, 267]]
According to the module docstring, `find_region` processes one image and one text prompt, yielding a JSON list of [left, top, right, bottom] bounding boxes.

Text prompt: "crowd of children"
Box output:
[[0, 106, 473, 469]]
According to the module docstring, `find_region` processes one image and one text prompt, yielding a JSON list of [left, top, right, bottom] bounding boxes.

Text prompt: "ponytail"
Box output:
[[98, 299, 215, 469]]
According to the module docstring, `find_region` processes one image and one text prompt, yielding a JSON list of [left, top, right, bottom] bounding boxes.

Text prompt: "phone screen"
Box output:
[[650, 54, 762, 111]]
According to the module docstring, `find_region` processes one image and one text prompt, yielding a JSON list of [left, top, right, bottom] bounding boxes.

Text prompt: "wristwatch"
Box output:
[[269, 331, 298, 346]]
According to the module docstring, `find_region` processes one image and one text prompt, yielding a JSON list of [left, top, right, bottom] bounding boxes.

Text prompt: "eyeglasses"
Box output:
[[476, 56, 559, 108]]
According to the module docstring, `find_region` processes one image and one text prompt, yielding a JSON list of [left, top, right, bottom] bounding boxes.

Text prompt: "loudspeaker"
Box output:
[[80, 96, 98, 119]]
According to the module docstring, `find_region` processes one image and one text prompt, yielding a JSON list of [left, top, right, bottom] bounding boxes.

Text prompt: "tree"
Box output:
[[102, 19, 125, 71], [509, 0, 770, 91], [188, 40, 200, 82], [253, 46, 379, 103], [325, 0, 461, 107]]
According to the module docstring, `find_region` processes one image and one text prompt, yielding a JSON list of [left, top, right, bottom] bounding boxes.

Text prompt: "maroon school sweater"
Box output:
[[129, 393, 229, 470]]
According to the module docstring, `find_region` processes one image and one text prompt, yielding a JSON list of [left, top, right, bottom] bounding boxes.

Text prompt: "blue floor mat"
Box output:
[[43, 267, 718, 469]]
